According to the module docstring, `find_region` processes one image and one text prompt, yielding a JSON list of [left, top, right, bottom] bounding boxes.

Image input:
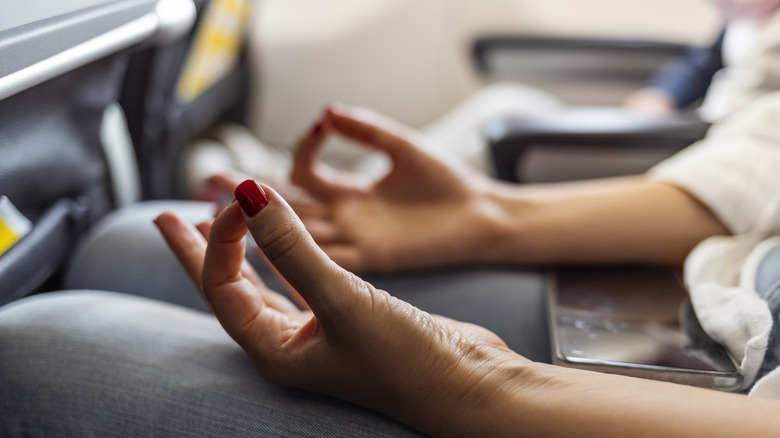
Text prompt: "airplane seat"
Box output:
[[52, 0, 261, 308], [0, 0, 196, 306], [120, 0, 251, 200], [472, 35, 714, 183], [485, 105, 710, 183]]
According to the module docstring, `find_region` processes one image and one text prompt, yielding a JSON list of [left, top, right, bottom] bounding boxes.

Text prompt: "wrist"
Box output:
[[421, 348, 541, 437], [465, 181, 536, 266]]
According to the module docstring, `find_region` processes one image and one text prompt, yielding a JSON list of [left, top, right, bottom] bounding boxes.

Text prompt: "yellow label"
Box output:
[[0, 196, 32, 255], [0, 219, 22, 255], [176, 0, 251, 103]]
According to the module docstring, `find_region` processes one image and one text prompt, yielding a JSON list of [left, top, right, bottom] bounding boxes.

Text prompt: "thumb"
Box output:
[[234, 180, 365, 319]]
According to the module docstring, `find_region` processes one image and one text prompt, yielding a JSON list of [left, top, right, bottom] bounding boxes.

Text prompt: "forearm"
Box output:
[[473, 175, 729, 266], [431, 356, 780, 438]]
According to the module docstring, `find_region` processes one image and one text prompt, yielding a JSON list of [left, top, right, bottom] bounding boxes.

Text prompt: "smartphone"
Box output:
[[547, 266, 743, 391]]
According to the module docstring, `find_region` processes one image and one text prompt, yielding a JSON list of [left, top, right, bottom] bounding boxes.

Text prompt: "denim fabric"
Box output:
[[756, 245, 780, 379]]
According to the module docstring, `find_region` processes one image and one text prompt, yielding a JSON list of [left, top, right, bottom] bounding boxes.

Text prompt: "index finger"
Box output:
[[324, 105, 422, 161], [290, 119, 353, 201], [202, 202, 271, 341], [154, 211, 208, 290]]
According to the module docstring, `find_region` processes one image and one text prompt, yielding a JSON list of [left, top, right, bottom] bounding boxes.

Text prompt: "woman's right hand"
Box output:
[[184, 180, 526, 436], [288, 105, 504, 273]]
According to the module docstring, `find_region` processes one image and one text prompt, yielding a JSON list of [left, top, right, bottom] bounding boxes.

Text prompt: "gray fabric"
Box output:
[[64, 201, 551, 361], [757, 245, 780, 379], [0, 291, 424, 437], [6, 201, 551, 436], [364, 269, 550, 362], [64, 200, 216, 312]]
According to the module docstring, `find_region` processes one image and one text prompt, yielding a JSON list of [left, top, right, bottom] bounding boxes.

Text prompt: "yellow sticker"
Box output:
[[0, 196, 32, 255], [0, 221, 22, 255], [176, 0, 251, 103]]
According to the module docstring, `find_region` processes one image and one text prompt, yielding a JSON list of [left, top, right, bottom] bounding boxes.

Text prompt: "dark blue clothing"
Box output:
[[644, 30, 726, 109]]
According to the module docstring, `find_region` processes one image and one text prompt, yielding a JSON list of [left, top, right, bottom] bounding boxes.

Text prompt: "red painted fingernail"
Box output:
[[234, 180, 269, 217], [312, 121, 324, 137]]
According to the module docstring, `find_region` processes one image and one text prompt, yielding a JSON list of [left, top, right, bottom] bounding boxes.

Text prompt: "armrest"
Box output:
[[472, 35, 689, 76], [485, 106, 709, 183], [471, 35, 694, 106]]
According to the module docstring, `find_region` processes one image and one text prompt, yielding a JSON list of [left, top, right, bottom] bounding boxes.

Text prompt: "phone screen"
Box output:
[[548, 266, 742, 390]]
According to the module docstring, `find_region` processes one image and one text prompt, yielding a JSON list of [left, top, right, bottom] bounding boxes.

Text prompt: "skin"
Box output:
[[158, 105, 780, 437], [210, 105, 726, 273], [623, 87, 678, 116]]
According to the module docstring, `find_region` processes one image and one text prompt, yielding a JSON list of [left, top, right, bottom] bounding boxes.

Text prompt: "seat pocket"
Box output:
[[0, 198, 88, 305]]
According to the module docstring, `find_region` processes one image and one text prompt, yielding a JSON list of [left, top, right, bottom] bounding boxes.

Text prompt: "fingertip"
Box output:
[[153, 210, 176, 226], [235, 179, 270, 218], [153, 211, 189, 238], [325, 101, 345, 116]]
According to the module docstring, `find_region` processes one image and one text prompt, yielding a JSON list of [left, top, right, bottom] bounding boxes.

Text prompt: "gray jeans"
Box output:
[[756, 243, 780, 380], [0, 202, 549, 437]]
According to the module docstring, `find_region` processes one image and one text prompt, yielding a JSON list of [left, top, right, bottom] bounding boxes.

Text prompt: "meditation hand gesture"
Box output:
[[287, 105, 504, 273], [156, 182, 521, 436]]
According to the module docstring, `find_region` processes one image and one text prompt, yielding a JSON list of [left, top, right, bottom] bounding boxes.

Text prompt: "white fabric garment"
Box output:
[[698, 11, 780, 122], [650, 91, 780, 394]]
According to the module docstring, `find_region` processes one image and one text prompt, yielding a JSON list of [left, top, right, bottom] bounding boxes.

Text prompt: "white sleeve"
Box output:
[[649, 91, 780, 235], [751, 365, 780, 399]]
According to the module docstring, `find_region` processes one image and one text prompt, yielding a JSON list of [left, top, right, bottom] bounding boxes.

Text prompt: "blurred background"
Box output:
[[248, 0, 720, 149]]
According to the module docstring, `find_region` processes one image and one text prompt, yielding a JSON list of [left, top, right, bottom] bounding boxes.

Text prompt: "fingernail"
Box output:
[[235, 180, 269, 218], [311, 121, 324, 137]]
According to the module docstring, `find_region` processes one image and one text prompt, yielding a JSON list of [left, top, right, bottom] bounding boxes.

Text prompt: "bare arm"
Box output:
[[288, 105, 728, 272], [158, 181, 778, 438], [438, 355, 779, 438], [482, 175, 729, 266]]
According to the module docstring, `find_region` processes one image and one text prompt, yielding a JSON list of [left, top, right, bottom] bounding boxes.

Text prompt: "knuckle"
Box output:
[[259, 220, 303, 263]]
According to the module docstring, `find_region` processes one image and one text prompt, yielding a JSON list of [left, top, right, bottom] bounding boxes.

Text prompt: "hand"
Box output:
[[289, 105, 502, 273], [154, 210, 305, 314], [158, 180, 519, 436], [623, 88, 676, 116]]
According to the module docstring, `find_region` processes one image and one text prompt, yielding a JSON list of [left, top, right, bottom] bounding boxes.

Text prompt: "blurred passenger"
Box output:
[[430, 0, 780, 173], [626, 0, 780, 120]]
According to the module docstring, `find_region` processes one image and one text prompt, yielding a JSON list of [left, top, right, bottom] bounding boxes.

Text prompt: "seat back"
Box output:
[[0, 0, 195, 305], [120, 0, 251, 199]]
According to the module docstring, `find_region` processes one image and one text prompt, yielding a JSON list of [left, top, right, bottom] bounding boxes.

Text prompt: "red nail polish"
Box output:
[[234, 180, 269, 217], [312, 121, 324, 137]]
